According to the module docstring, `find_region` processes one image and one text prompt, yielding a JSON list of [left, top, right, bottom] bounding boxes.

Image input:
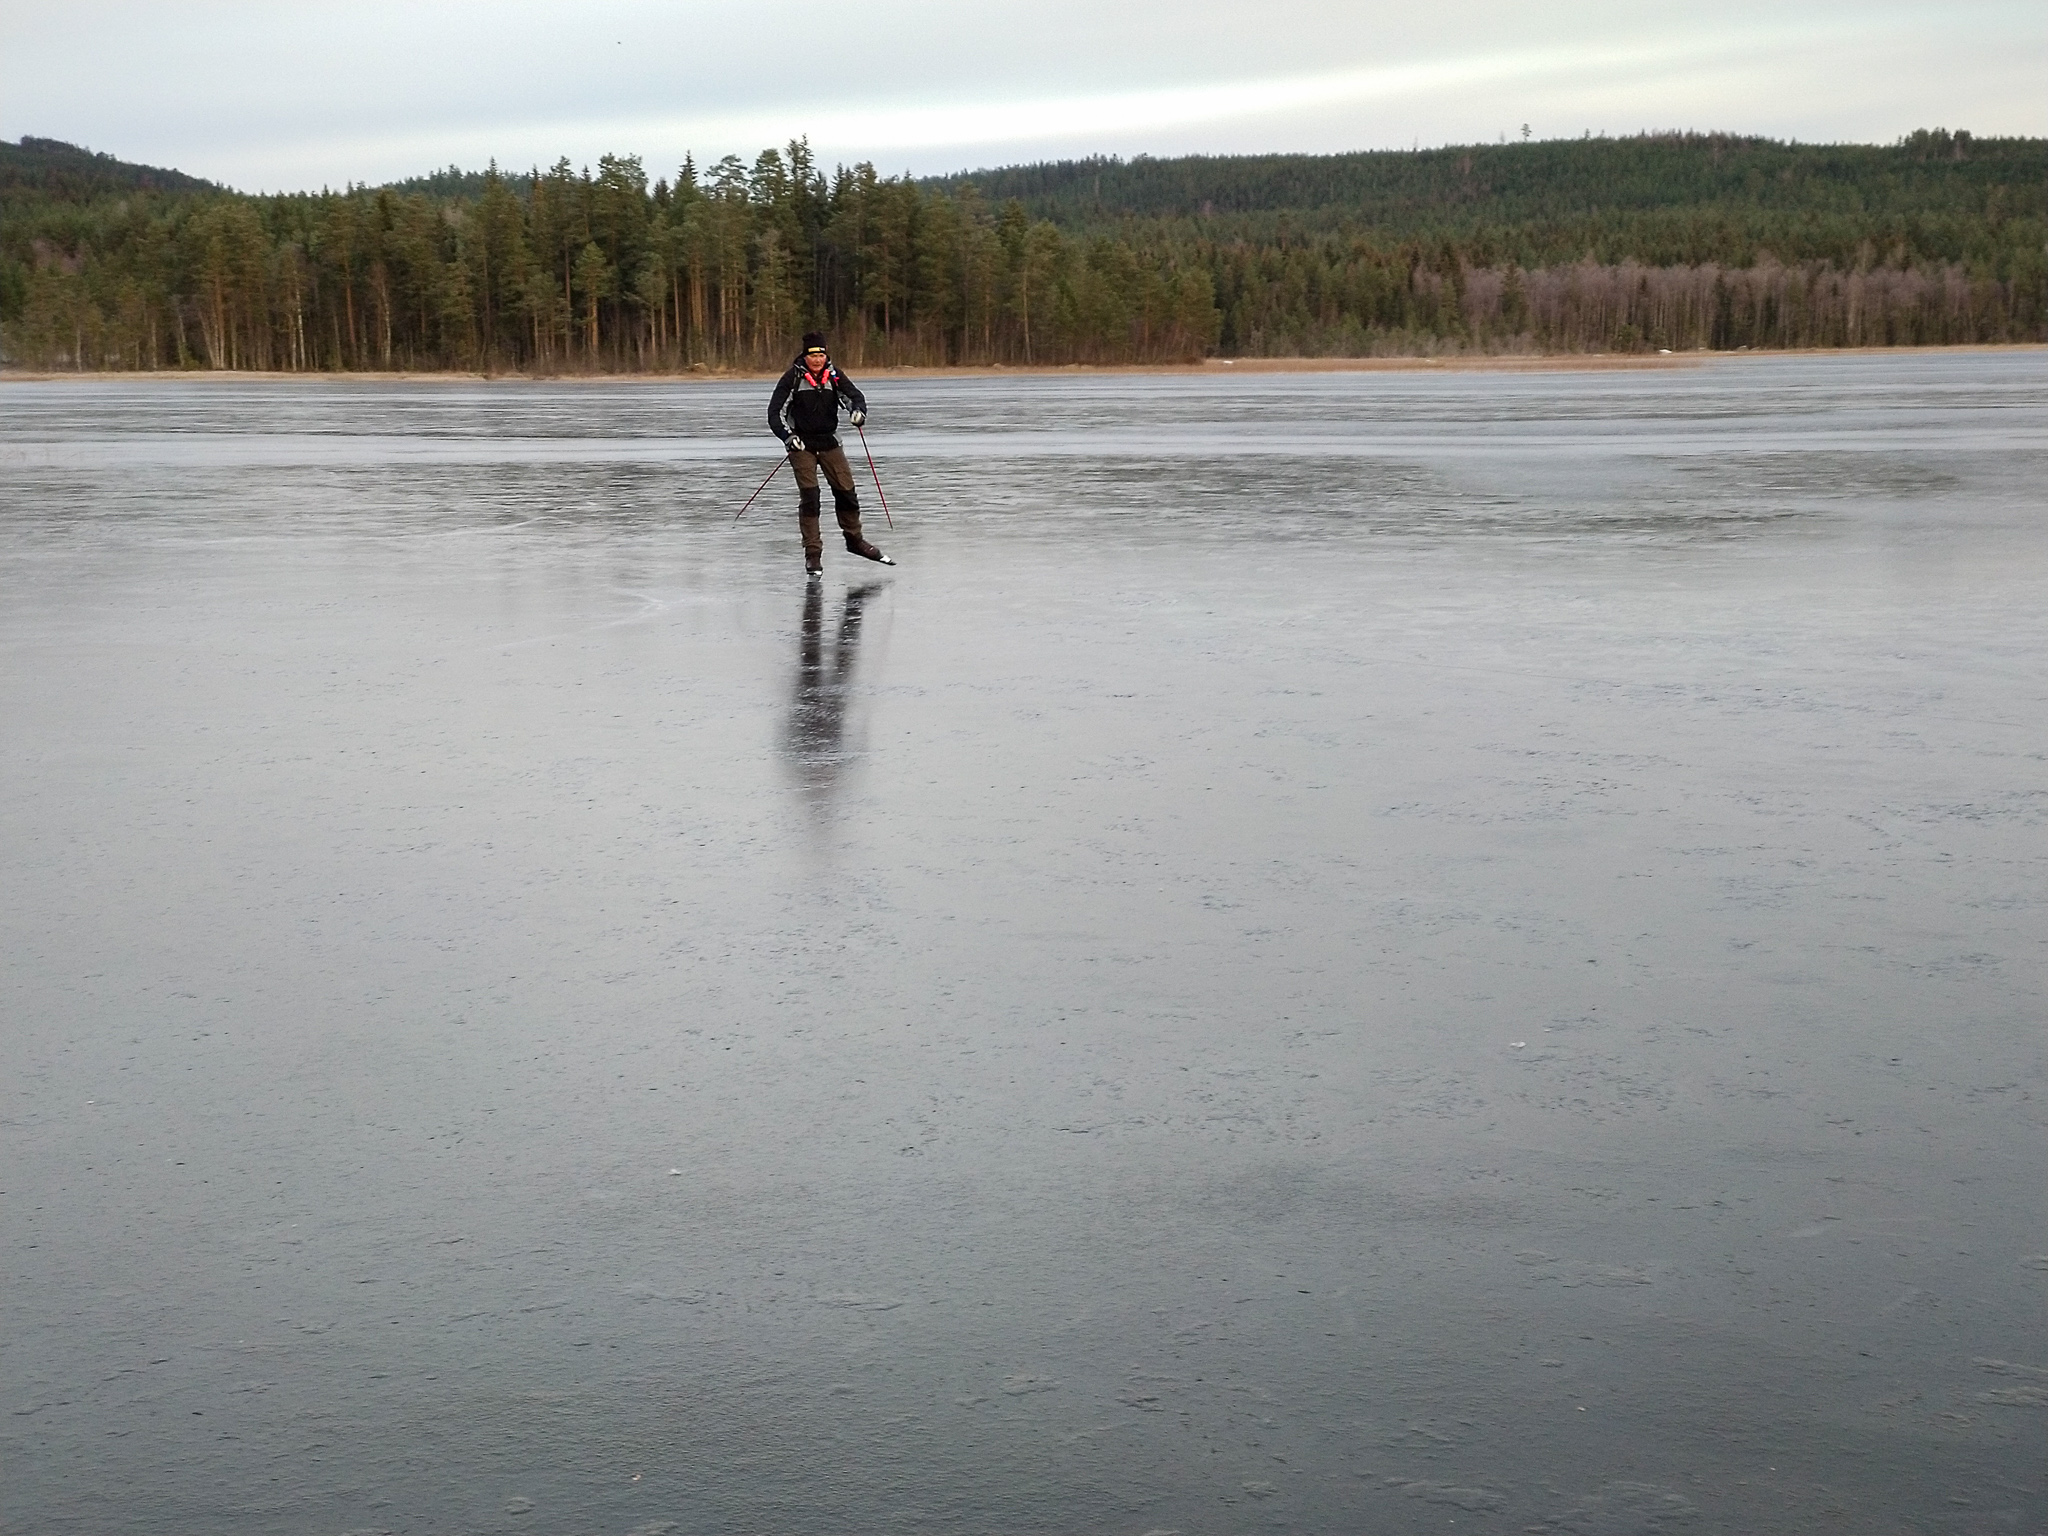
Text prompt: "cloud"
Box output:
[[2, 0, 2041, 188]]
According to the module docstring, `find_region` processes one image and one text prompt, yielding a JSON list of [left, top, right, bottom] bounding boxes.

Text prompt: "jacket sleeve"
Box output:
[[767, 368, 795, 440], [835, 371, 866, 416]]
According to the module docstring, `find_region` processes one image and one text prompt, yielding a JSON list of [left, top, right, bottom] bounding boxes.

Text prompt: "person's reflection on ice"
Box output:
[[783, 581, 881, 816]]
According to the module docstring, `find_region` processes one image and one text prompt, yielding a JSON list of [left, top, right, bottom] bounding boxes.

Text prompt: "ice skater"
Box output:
[[769, 332, 892, 577]]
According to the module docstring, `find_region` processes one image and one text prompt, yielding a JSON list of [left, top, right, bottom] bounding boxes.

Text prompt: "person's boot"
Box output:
[[835, 505, 894, 565], [799, 512, 824, 578]]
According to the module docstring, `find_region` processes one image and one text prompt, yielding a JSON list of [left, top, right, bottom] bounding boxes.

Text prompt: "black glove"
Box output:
[[847, 409, 866, 428], [786, 434, 806, 453]]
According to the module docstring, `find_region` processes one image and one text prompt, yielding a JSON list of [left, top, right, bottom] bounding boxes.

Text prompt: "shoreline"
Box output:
[[1, 343, 2039, 385]]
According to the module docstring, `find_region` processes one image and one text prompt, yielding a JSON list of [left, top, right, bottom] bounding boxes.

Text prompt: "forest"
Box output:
[[2, 129, 2042, 372]]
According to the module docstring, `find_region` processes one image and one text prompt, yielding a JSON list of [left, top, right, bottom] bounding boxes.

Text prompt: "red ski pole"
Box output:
[[731, 452, 787, 524], [855, 423, 894, 530]]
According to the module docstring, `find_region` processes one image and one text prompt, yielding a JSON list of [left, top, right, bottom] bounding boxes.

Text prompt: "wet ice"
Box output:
[[2, 353, 2045, 1533]]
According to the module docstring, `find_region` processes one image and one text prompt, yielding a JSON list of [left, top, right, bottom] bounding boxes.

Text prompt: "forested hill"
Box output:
[[0, 136, 215, 199], [924, 131, 2046, 268], [927, 131, 2029, 233], [3, 130, 2042, 374], [382, 165, 535, 199]]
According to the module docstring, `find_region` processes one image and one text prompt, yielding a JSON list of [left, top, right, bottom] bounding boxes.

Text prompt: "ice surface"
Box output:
[[3, 354, 2045, 1533]]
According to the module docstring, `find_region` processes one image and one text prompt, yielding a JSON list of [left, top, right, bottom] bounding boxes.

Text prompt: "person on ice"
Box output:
[[769, 332, 892, 576]]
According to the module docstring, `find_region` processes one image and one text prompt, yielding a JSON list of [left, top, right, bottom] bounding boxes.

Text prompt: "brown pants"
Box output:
[[789, 444, 864, 555]]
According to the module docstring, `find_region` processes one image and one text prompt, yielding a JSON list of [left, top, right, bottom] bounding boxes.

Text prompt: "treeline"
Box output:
[[1219, 246, 2028, 354], [2, 130, 2041, 372], [2, 140, 1219, 372]]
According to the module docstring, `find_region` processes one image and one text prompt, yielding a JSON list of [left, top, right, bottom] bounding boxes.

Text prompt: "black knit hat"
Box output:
[[800, 332, 828, 351]]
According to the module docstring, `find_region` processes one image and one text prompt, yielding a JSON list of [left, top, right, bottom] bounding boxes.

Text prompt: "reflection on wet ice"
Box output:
[[783, 581, 882, 817]]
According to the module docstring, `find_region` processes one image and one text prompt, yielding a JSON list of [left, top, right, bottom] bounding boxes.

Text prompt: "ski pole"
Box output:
[[855, 424, 894, 530], [731, 452, 787, 524]]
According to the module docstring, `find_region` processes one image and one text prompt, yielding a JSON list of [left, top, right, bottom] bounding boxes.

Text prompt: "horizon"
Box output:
[[7, 124, 2030, 201], [2, 0, 2040, 194]]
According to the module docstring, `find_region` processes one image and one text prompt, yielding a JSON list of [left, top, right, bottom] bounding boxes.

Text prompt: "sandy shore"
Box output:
[[2, 343, 2039, 386]]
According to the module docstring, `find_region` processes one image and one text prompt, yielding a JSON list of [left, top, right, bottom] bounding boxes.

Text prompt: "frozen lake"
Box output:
[[3, 354, 2044, 1535]]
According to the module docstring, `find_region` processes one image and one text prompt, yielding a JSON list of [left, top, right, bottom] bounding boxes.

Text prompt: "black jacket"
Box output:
[[769, 358, 866, 448]]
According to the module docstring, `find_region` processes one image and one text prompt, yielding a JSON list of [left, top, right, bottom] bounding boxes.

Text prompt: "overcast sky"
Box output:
[[2, 0, 2041, 190]]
